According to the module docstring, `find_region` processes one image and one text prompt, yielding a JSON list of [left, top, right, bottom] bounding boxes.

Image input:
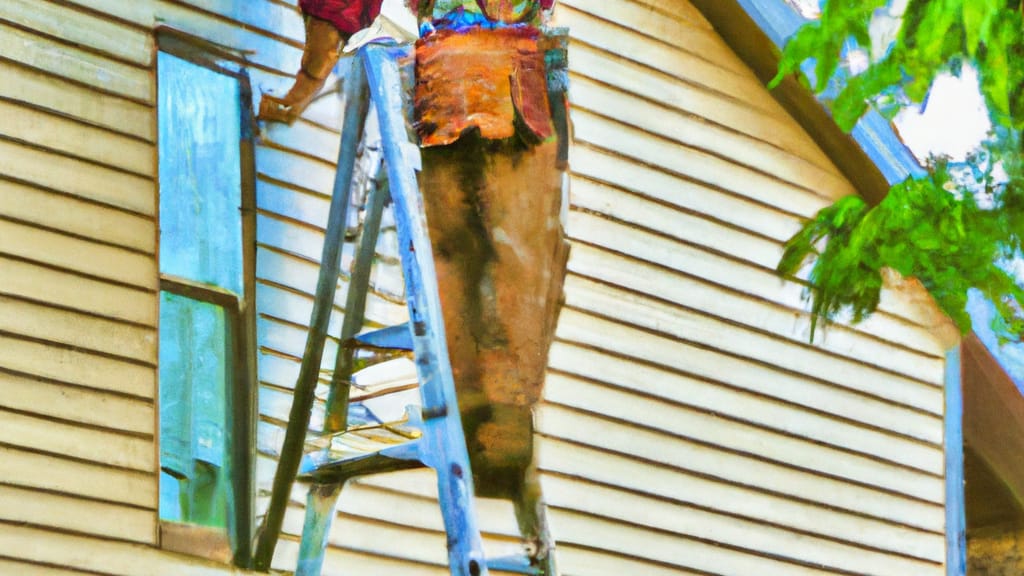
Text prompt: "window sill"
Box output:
[[159, 521, 234, 565]]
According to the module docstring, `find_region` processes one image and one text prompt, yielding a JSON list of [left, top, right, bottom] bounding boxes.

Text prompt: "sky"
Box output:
[[893, 68, 991, 162]]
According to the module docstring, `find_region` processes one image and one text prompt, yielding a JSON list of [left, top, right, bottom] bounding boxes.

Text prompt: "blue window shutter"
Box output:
[[159, 292, 231, 525], [160, 293, 228, 470], [158, 51, 244, 295], [157, 50, 244, 528], [159, 291, 195, 481]]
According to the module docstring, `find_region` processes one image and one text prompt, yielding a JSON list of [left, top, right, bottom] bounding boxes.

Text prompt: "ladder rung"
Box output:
[[299, 437, 424, 482], [486, 556, 540, 575], [352, 322, 414, 350]]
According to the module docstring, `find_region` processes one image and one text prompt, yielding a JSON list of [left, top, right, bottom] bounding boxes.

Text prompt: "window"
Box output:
[[156, 31, 256, 566]]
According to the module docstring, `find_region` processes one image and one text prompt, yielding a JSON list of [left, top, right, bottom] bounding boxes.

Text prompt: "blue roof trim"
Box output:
[[736, 0, 925, 183], [968, 291, 1024, 395]]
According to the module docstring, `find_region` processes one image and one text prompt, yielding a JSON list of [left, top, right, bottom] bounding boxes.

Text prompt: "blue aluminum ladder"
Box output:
[[256, 42, 543, 576]]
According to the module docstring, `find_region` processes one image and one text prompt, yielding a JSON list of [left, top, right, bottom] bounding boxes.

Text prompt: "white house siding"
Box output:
[[0, 0, 161, 571], [538, 1, 949, 575], [292, 1, 953, 575], [0, 1, 952, 575], [0, 0, 376, 573]]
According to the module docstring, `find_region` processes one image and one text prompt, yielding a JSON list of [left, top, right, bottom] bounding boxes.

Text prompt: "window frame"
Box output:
[[154, 27, 258, 568]]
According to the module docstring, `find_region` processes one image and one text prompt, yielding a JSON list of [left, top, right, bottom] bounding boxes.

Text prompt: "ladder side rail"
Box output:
[[296, 482, 345, 576], [253, 55, 371, 571], [295, 171, 390, 576], [362, 43, 490, 576], [324, 162, 391, 433]]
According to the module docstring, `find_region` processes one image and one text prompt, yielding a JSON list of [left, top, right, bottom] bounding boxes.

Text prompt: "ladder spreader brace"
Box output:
[[255, 42, 540, 576]]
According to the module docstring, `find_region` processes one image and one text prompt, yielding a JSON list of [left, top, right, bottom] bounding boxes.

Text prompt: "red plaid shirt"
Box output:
[[300, 0, 385, 34]]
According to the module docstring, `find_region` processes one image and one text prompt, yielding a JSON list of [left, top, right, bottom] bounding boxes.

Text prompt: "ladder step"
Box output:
[[486, 556, 540, 575], [352, 322, 414, 350], [299, 437, 424, 482]]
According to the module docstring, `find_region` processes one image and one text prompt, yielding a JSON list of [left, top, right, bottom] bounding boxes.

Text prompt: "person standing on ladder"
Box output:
[[259, 2, 569, 573]]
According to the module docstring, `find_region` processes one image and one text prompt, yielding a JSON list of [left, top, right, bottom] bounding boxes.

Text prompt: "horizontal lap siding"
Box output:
[[0, 370, 153, 436], [257, 1, 950, 574], [0, 523, 272, 576], [268, 471, 545, 576], [0, 0, 165, 563], [544, 2, 947, 575], [0, 0, 408, 571], [0, 557, 102, 576], [0, 0, 380, 573], [0, 1, 951, 575]]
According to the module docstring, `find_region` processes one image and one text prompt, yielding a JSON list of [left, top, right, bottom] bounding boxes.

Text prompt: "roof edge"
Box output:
[[687, 0, 921, 205]]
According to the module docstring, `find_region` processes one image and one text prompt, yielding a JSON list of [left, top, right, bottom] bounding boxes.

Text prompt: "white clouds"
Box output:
[[893, 67, 991, 161]]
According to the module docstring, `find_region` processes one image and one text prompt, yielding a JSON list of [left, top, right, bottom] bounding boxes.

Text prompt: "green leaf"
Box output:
[[770, 0, 1024, 343], [963, 0, 985, 55]]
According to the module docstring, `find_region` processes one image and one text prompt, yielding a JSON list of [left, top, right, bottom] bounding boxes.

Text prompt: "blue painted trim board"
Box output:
[[968, 290, 1024, 396], [944, 347, 967, 576], [363, 42, 491, 576]]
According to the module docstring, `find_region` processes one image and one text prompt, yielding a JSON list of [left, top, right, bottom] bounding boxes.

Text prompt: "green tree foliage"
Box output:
[[772, 0, 1024, 341]]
